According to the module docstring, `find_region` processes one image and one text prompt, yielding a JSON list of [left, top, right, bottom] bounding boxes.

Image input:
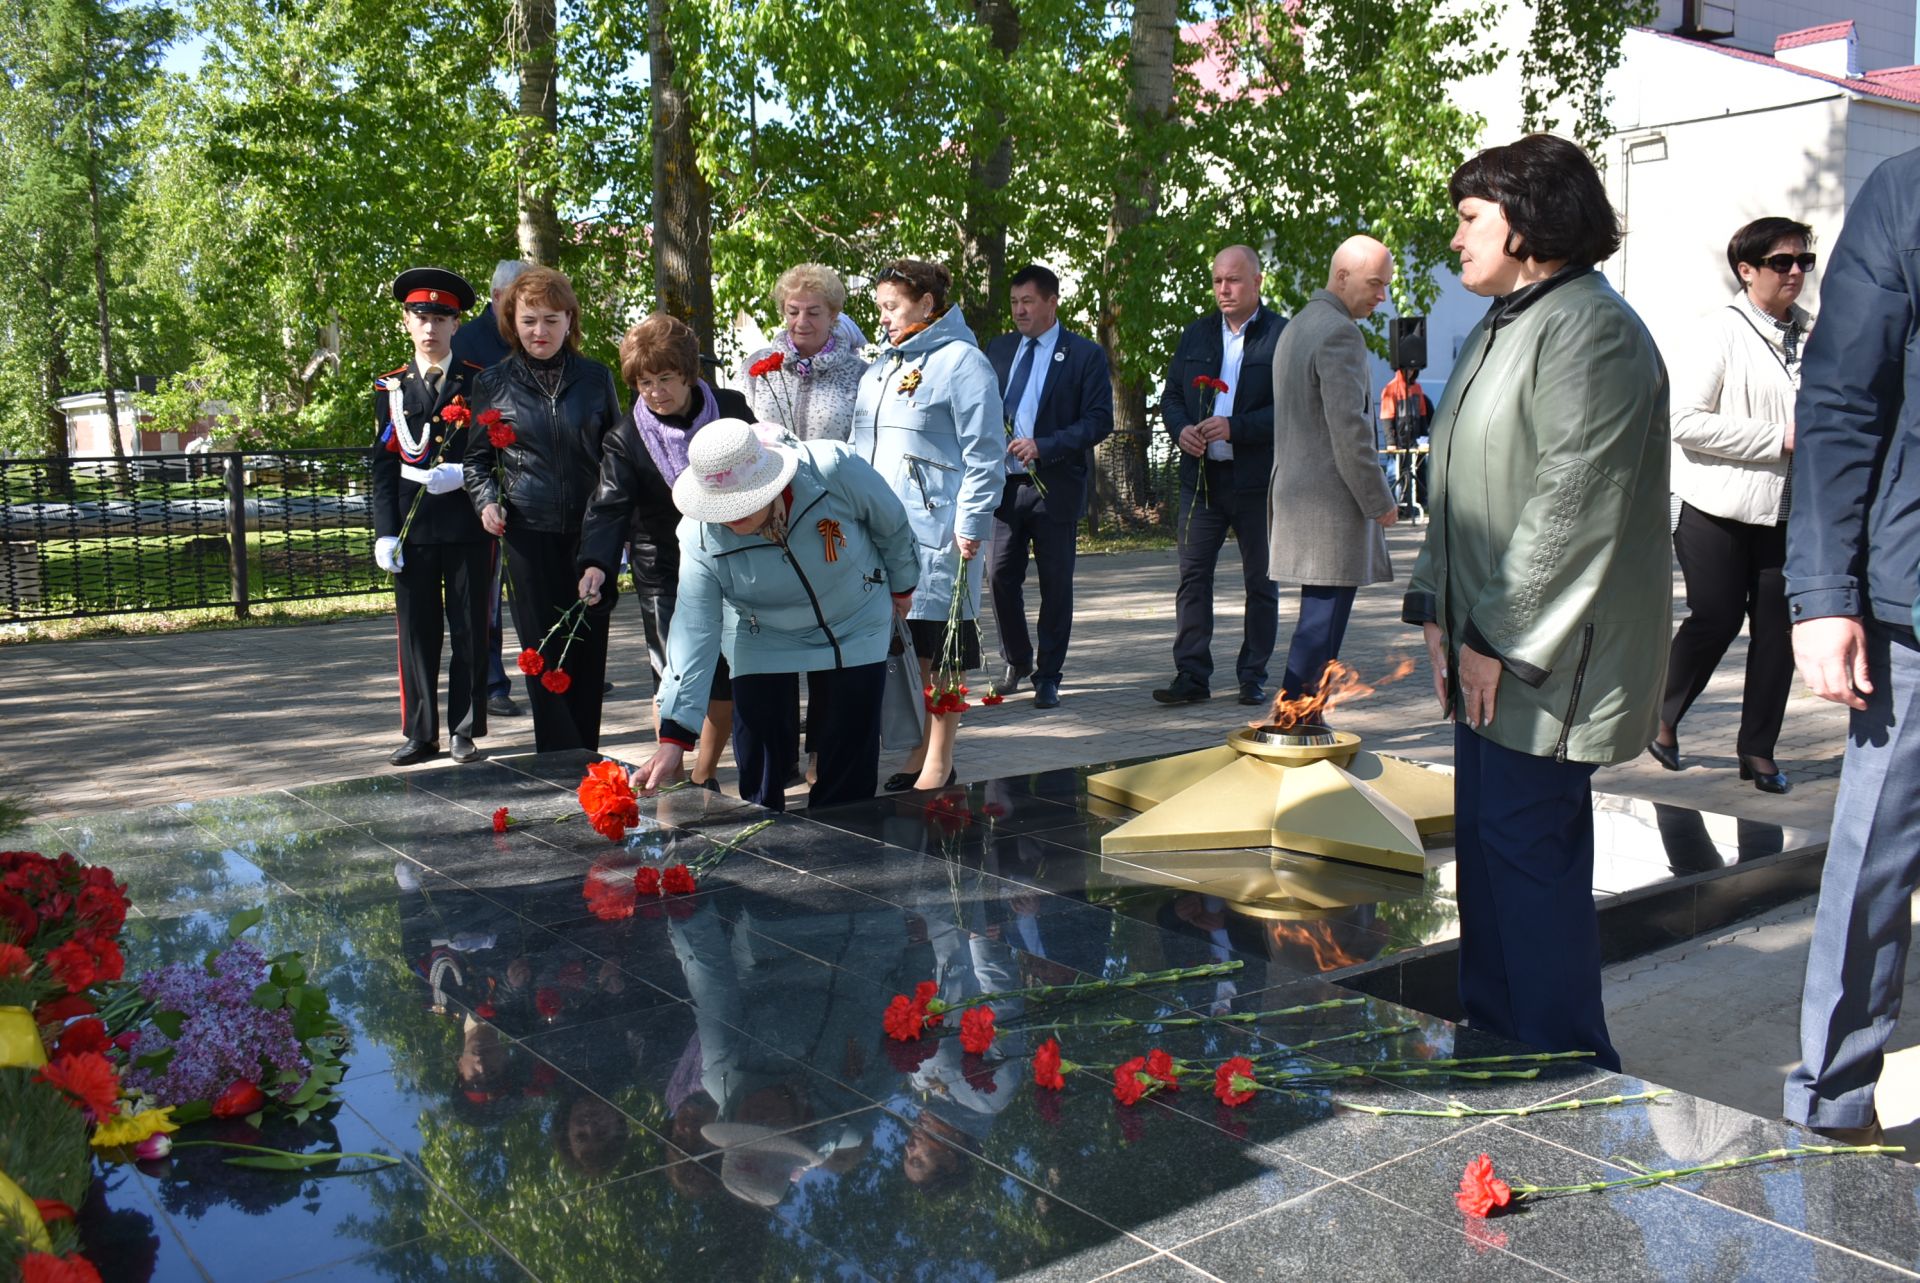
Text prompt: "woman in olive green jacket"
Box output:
[[1403, 135, 1670, 1073]]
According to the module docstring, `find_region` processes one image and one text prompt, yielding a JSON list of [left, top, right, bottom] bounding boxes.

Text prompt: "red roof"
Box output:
[[1650, 29, 1920, 108], [1775, 21, 1854, 52]]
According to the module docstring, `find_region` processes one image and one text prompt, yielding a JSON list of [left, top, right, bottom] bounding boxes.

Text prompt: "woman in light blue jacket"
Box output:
[[588, 419, 919, 810], [851, 260, 1005, 791]]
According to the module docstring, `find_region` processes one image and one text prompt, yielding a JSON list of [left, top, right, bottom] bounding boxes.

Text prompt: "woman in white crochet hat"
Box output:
[[581, 419, 919, 809]]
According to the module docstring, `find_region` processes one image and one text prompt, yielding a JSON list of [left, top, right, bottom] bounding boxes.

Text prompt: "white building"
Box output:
[[1414, 2, 1920, 400]]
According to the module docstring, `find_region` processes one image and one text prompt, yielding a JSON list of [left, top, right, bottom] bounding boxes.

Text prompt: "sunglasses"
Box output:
[[1752, 252, 1816, 274]]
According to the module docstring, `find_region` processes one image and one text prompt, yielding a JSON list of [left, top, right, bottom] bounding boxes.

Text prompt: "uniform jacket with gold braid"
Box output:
[[369, 358, 490, 544]]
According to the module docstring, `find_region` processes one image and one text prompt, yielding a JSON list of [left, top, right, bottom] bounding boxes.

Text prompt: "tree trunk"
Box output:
[[43, 308, 73, 494], [1092, 0, 1178, 528], [82, 97, 127, 473], [649, 0, 715, 354], [511, 0, 562, 265], [959, 0, 1021, 338]]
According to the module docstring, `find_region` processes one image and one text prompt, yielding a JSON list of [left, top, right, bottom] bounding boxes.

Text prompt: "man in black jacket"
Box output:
[[371, 266, 490, 766], [451, 258, 529, 719], [1154, 245, 1284, 706], [1783, 144, 1920, 1144], [984, 265, 1114, 709]]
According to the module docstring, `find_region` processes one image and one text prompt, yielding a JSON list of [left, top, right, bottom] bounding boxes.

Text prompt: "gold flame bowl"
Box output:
[[1226, 724, 1362, 768]]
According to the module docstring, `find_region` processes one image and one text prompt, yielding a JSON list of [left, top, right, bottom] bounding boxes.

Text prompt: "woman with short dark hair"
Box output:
[[1648, 217, 1814, 794], [1405, 134, 1671, 1071], [465, 267, 625, 752], [852, 259, 1004, 791]]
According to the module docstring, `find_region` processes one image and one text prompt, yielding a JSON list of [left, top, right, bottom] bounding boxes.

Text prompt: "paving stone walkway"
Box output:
[[0, 525, 1851, 832]]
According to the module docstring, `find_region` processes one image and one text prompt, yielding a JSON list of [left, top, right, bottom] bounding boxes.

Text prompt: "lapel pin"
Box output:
[[1052, 351, 1065, 362]]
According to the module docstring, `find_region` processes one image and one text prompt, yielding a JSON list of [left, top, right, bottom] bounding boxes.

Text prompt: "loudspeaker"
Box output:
[[1389, 316, 1427, 372]]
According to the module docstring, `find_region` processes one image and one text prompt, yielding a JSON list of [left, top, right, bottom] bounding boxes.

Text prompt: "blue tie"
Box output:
[[1002, 338, 1037, 425]]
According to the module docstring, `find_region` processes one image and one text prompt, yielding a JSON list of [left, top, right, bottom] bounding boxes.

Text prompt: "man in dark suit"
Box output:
[[984, 265, 1115, 709], [451, 259, 529, 719], [1154, 245, 1284, 706], [371, 267, 492, 766]]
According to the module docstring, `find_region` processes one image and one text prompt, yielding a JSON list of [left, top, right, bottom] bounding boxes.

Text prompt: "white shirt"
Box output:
[[1210, 307, 1261, 461], [1005, 321, 1062, 474]]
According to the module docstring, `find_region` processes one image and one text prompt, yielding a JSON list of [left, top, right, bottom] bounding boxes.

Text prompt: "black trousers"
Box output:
[[1279, 585, 1358, 701], [394, 539, 492, 745], [731, 661, 885, 811], [1172, 463, 1278, 688], [1454, 722, 1619, 1071], [502, 526, 609, 753], [1660, 502, 1792, 758], [988, 476, 1078, 683]]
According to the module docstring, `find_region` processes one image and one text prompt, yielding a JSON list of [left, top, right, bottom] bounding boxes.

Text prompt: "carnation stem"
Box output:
[[1339, 1088, 1672, 1119], [929, 962, 1243, 1015], [170, 1140, 401, 1172], [1509, 1144, 1904, 1201], [395, 433, 453, 547]]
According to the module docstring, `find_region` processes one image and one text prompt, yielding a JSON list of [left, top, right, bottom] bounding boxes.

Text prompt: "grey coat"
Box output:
[[1266, 290, 1396, 586]]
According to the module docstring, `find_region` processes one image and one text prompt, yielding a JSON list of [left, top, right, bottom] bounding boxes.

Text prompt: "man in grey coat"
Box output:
[[1267, 236, 1400, 703]]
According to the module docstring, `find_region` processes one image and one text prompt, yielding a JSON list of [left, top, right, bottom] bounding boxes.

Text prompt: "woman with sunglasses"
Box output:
[[1648, 217, 1815, 793], [853, 259, 1004, 792]]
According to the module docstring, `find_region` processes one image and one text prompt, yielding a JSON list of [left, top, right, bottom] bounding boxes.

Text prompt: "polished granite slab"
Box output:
[[41, 752, 1901, 1283]]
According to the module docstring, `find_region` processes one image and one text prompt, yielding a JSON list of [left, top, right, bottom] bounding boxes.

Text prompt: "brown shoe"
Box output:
[[1807, 1118, 1884, 1146]]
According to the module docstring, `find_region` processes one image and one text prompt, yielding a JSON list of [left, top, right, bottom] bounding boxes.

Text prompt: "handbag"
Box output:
[[880, 614, 928, 751]]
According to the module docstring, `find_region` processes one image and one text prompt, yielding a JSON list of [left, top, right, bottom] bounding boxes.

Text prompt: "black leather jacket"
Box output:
[[465, 351, 625, 534], [578, 384, 751, 594]]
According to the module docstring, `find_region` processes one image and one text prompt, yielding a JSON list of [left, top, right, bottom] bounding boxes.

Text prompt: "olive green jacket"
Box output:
[[1403, 270, 1671, 765]]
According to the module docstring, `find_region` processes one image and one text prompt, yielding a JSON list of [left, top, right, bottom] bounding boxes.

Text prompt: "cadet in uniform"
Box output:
[[371, 267, 492, 765]]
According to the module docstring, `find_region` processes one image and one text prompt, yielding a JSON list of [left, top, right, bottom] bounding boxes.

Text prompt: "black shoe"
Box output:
[[1646, 738, 1681, 771], [450, 735, 480, 764], [487, 693, 522, 717], [1236, 682, 1265, 707], [998, 663, 1031, 696], [1033, 678, 1060, 710], [1152, 674, 1211, 705], [389, 739, 440, 766], [1739, 757, 1791, 794], [696, 777, 720, 793], [884, 772, 919, 793]]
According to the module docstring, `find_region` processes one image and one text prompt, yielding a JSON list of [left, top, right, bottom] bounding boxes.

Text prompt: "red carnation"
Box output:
[[980, 692, 1004, 706], [54, 1017, 108, 1059], [487, 420, 517, 449], [478, 407, 502, 426], [37, 1052, 121, 1120], [0, 941, 29, 977], [82, 934, 122, 984], [749, 351, 786, 378], [1144, 1048, 1180, 1089], [34, 994, 94, 1024], [45, 939, 95, 992], [516, 648, 545, 676], [1112, 1056, 1150, 1106], [662, 864, 697, 895], [441, 399, 472, 426], [634, 866, 662, 896], [492, 807, 510, 834], [882, 994, 927, 1042], [578, 760, 640, 844], [1213, 1056, 1258, 1107], [1456, 1153, 1514, 1219], [541, 668, 572, 695], [959, 1007, 996, 1055], [210, 1078, 267, 1119], [20, 1252, 104, 1283], [1032, 1037, 1066, 1091], [32, 1198, 74, 1223]]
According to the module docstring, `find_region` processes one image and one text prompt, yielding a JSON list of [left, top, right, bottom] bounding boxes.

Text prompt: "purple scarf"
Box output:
[[632, 379, 723, 484]]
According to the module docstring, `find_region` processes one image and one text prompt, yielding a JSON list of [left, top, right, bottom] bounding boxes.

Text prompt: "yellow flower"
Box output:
[[90, 1106, 179, 1149]]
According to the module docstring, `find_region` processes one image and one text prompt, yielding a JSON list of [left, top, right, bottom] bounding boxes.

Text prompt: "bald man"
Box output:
[[1154, 245, 1287, 706], [1266, 236, 1400, 702]]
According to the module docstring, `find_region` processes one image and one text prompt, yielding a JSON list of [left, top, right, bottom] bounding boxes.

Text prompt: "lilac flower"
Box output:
[[123, 939, 311, 1109]]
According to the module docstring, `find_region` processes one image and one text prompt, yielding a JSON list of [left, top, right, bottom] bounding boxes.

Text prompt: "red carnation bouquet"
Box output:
[[516, 597, 591, 697], [477, 407, 515, 491], [924, 552, 974, 718], [1184, 374, 1230, 537], [747, 349, 798, 428], [0, 851, 128, 1012], [578, 760, 640, 843]]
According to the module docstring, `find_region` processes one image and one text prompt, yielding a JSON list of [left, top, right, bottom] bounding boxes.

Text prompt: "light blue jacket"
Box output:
[[656, 441, 918, 733], [851, 307, 1005, 621]]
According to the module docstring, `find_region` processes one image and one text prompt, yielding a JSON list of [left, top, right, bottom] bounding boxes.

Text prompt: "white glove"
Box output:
[[375, 536, 404, 573], [426, 462, 464, 495]]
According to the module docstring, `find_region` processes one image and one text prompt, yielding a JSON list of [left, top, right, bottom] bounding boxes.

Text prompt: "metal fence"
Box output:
[[0, 450, 384, 623]]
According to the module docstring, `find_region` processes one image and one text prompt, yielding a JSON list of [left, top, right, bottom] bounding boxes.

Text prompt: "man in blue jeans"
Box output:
[[1783, 144, 1920, 1145]]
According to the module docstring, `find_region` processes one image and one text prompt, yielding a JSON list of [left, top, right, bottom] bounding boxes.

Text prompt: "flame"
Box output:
[[1252, 657, 1417, 732], [1266, 920, 1372, 971]]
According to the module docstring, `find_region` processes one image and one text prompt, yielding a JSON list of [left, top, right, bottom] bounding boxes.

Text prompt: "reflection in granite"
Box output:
[[54, 753, 1903, 1283]]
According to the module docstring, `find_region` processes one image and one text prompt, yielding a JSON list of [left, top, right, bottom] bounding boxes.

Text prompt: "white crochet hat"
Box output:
[[671, 419, 800, 524]]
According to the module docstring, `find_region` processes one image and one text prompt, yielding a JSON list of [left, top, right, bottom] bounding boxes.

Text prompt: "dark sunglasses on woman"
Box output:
[[1755, 252, 1817, 274]]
